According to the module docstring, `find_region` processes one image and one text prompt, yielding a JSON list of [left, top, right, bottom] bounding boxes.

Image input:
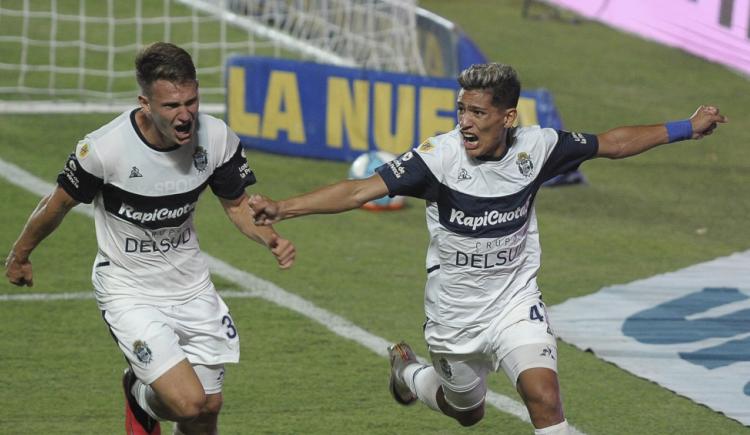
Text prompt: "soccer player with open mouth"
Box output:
[[247, 62, 726, 434]]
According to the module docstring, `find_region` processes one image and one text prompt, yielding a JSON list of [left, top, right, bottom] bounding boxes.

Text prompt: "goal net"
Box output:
[[0, 0, 424, 111]]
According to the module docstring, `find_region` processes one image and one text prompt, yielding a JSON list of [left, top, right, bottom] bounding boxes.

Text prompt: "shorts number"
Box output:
[[529, 302, 545, 322], [222, 315, 237, 339]]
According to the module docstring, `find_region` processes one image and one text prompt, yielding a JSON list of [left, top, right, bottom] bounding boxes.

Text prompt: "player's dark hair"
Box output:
[[457, 63, 521, 109], [135, 42, 196, 94]]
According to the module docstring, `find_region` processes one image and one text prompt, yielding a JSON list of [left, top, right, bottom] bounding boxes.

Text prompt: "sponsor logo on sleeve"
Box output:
[[238, 161, 253, 179], [63, 158, 80, 188], [386, 151, 412, 179], [571, 132, 587, 144], [238, 147, 253, 179]]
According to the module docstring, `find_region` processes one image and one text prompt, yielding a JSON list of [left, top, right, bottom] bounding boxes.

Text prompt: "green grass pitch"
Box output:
[[1, 0, 749, 433]]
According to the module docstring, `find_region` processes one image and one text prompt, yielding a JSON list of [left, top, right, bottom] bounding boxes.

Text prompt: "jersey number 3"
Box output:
[[222, 315, 237, 339]]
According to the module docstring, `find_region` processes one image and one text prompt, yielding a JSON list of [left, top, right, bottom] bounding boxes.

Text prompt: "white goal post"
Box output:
[[0, 0, 425, 113]]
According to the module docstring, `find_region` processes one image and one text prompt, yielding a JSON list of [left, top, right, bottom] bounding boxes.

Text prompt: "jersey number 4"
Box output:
[[529, 302, 545, 322]]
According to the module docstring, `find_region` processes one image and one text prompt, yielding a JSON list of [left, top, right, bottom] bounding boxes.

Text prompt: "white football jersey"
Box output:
[[377, 126, 598, 327], [57, 109, 255, 309]]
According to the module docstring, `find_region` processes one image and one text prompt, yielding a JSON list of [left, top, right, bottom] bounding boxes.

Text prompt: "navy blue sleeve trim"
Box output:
[[375, 151, 440, 201], [539, 130, 598, 183], [209, 146, 256, 200], [56, 153, 103, 204]]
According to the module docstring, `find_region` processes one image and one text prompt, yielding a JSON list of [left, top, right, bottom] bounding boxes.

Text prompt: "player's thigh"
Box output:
[[172, 291, 240, 368], [193, 363, 227, 396], [429, 353, 490, 411], [151, 358, 207, 413], [497, 321, 558, 386], [149, 361, 226, 417], [103, 303, 186, 384]]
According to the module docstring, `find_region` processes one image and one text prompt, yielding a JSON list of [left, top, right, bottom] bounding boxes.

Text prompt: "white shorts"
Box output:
[[424, 297, 558, 410], [102, 289, 240, 390]]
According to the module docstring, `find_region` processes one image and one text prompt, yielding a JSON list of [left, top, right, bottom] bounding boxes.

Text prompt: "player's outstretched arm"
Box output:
[[249, 174, 389, 225], [596, 105, 727, 159], [219, 193, 296, 269], [5, 186, 79, 287]]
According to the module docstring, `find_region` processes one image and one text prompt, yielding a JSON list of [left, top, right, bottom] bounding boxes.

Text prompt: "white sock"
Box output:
[[132, 378, 162, 421], [403, 364, 441, 412], [534, 419, 570, 435]]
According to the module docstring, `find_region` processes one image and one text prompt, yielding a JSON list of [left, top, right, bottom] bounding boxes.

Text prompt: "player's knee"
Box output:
[[439, 381, 487, 427], [202, 393, 223, 416], [170, 391, 208, 421], [455, 405, 484, 427], [525, 387, 562, 421]]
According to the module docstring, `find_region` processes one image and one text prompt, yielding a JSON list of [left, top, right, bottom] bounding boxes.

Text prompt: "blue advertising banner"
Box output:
[[549, 250, 750, 426], [227, 56, 562, 161]]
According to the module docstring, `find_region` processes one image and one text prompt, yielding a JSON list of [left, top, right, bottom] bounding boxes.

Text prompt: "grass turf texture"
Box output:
[[1, 0, 750, 433]]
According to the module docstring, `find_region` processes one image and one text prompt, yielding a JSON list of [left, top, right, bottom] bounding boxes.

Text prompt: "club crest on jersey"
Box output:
[[438, 357, 453, 380], [516, 152, 534, 178], [193, 146, 208, 172], [132, 340, 152, 364], [129, 166, 143, 178]]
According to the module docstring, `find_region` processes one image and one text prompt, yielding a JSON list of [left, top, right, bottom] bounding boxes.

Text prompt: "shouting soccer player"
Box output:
[[247, 63, 726, 434], [5, 42, 296, 435]]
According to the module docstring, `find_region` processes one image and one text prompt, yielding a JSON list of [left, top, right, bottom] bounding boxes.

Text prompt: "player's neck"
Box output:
[[135, 110, 175, 150], [477, 130, 513, 162]]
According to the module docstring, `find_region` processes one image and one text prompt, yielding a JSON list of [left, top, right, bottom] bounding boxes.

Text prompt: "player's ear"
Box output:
[[137, 94, 150, 113], [503, 108, 518, 128]]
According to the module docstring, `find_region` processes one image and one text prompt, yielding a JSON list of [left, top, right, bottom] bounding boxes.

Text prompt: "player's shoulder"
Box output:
[[406, 128, 462, 179], [513, 125, 559, 150], [514, 125, 557, 140], [85, 109, 133, 143], [75, 109, 135, 165], [196, 112, 236, 150], [415, 128, 462, 160], [197, 111, 227, 130]]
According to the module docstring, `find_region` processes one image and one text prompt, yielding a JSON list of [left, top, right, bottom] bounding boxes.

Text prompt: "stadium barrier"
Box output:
[[228, 56, 563, 161], [545, 0, 750, 77]]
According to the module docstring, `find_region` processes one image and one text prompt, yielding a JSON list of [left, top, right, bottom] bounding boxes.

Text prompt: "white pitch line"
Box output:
[[0, 291, 94, 301], [0, 156, 587, 433]]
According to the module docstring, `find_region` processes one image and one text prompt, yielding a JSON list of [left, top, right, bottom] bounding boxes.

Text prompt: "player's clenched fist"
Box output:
[[266, 234, 295, 269], [5, 251, 34, 287], [690, 105, 727, 139], [249, 194, 282, 225]]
